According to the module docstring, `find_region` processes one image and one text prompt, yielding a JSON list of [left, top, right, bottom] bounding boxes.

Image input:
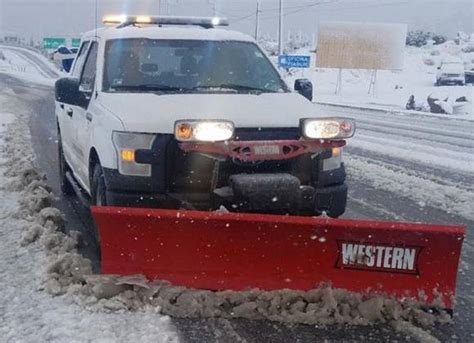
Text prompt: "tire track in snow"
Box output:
[[357, 122, 473, 150], [356, 118, 474, 142], [346, 146, 474, 192], [348, 134, 473, 174], [346, 154, 474, 221], [317, 102, 474, 129]]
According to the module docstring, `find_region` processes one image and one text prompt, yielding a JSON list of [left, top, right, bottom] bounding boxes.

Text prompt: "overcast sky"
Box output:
[[1, 0, 472, 41]]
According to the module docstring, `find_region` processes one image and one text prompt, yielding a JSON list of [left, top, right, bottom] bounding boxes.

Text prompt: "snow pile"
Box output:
[[72, 275, 453, 329], [0, 113, 452, 335], [1, 115, 94, 295], [0, 107, 178, 341]]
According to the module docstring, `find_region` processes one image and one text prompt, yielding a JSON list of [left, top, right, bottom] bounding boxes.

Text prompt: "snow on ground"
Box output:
[[0, 102, 448, 338], [284, 41, 473, 119], [0, 97, 179, 342], [0, 46, 58, 86], [314, 102, 474, 223]]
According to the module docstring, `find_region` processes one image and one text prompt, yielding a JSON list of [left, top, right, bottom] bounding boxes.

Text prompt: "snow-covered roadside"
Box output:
[[283, 41, 473, 120], [0, 96, 179, 342], [0, 46, 58, 86]]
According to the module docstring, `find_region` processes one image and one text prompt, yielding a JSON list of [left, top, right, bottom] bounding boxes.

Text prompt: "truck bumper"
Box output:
[[104, 172, 347, 217]]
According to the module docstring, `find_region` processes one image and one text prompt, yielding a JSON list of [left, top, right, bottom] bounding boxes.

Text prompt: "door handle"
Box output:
[[66, 108, 73, 117], [86, 112, 93, 122]]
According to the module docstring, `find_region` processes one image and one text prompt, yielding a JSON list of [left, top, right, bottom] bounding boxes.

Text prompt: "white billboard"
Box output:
[[316, 22, 407, 71]]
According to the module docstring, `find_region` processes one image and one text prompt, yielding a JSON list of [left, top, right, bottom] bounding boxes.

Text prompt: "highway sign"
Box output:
[[43, 38, 66, 50], [279, 55, 311, 69], [71, 38, 81, 48]]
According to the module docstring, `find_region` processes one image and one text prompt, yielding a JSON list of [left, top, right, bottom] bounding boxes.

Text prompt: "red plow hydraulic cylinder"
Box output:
[[91, 207, 465, 309]]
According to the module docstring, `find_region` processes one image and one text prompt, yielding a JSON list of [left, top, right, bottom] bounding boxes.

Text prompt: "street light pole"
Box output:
[[255, 0, 260, 41], [278, 0, 284, 56]]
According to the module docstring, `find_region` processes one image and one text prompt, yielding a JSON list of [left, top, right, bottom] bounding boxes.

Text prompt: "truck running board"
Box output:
[[91, 206, 465, 310]]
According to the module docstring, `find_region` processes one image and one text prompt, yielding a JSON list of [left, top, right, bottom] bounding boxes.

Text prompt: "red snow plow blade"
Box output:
[[92, 207, 465, 309]]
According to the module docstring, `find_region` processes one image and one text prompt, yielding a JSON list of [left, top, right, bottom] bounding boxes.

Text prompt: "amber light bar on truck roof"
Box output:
[[102, 15, 229, 29]]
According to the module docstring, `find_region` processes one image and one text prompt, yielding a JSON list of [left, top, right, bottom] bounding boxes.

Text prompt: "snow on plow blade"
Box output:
[[92, 207, 465, 309]]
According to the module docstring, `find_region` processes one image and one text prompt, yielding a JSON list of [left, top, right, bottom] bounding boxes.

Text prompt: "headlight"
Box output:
[[174, 120, 234, 142], [301, 118, 355, 140], [112, 131, 156, 176]]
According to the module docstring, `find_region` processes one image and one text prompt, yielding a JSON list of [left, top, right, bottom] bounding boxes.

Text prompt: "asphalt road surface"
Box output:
[[1, 46, 473, 342]]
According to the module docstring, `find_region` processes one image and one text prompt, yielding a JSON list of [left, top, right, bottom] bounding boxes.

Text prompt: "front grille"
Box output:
[[234, 127, 300, 141]]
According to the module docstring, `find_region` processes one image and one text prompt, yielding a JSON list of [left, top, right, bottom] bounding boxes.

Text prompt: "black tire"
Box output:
[[326, 206, 346, 219], [90, 163, 107, 246], [324, 185, 348, 219], [58, 135, 75, 196], [91, 163, 108, 206]]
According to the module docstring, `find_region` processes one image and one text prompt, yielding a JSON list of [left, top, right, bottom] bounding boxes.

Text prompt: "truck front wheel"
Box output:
[[91, 164, 108, 206]]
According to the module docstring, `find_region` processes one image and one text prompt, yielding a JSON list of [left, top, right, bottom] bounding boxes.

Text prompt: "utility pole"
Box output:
[[255, 0, 260, 41], [208, 0, 217, 16], [278, 0, 284, 56], [158, 0, 169, 15]]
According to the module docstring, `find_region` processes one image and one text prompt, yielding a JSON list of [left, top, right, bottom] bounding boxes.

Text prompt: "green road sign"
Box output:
[[43, 38, 66, 50], [71, 38, 81, 48]]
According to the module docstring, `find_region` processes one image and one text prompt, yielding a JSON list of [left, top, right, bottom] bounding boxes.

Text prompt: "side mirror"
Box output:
[[294, 79, 313, 102], [55, 77, 86, 107]]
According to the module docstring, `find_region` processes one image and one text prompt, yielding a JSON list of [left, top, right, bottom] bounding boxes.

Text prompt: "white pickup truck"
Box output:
[[55, 15, 354, 217]]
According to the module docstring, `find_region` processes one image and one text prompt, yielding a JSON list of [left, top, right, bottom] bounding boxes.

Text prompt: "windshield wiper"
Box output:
[[191, 84, 278, 94], [111, 84, 183, 92]]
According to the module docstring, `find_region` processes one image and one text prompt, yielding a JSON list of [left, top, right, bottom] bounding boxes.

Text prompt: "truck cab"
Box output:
[[55, 15, 354, 217]]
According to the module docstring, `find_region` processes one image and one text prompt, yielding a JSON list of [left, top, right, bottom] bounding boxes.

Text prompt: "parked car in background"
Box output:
[[436, 59, 466, 86], [464, 61, 474, 84]]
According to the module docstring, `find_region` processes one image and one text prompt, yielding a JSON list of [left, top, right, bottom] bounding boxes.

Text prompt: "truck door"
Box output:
[[74, 41, 99, 189], [58, 41, 89, 176]]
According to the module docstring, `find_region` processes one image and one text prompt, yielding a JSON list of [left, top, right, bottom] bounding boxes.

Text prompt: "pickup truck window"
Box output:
[[103, 39, 288, 94], [80, 42, 98, 93], [71, 41, 90, 79]]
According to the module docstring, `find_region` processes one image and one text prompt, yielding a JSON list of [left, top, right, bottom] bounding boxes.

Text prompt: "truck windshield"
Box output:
[[103, 39, 288, 94]]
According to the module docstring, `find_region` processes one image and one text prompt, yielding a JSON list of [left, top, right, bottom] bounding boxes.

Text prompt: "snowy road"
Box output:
[[1, 46, 473, 342]]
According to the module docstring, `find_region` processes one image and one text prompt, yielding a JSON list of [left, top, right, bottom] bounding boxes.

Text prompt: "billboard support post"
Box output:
[[368, 69, 378, 97], [335, 69, 342, 95]]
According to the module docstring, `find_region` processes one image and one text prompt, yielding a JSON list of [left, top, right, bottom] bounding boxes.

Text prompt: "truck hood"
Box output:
[[100, 92, 320, 133]]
